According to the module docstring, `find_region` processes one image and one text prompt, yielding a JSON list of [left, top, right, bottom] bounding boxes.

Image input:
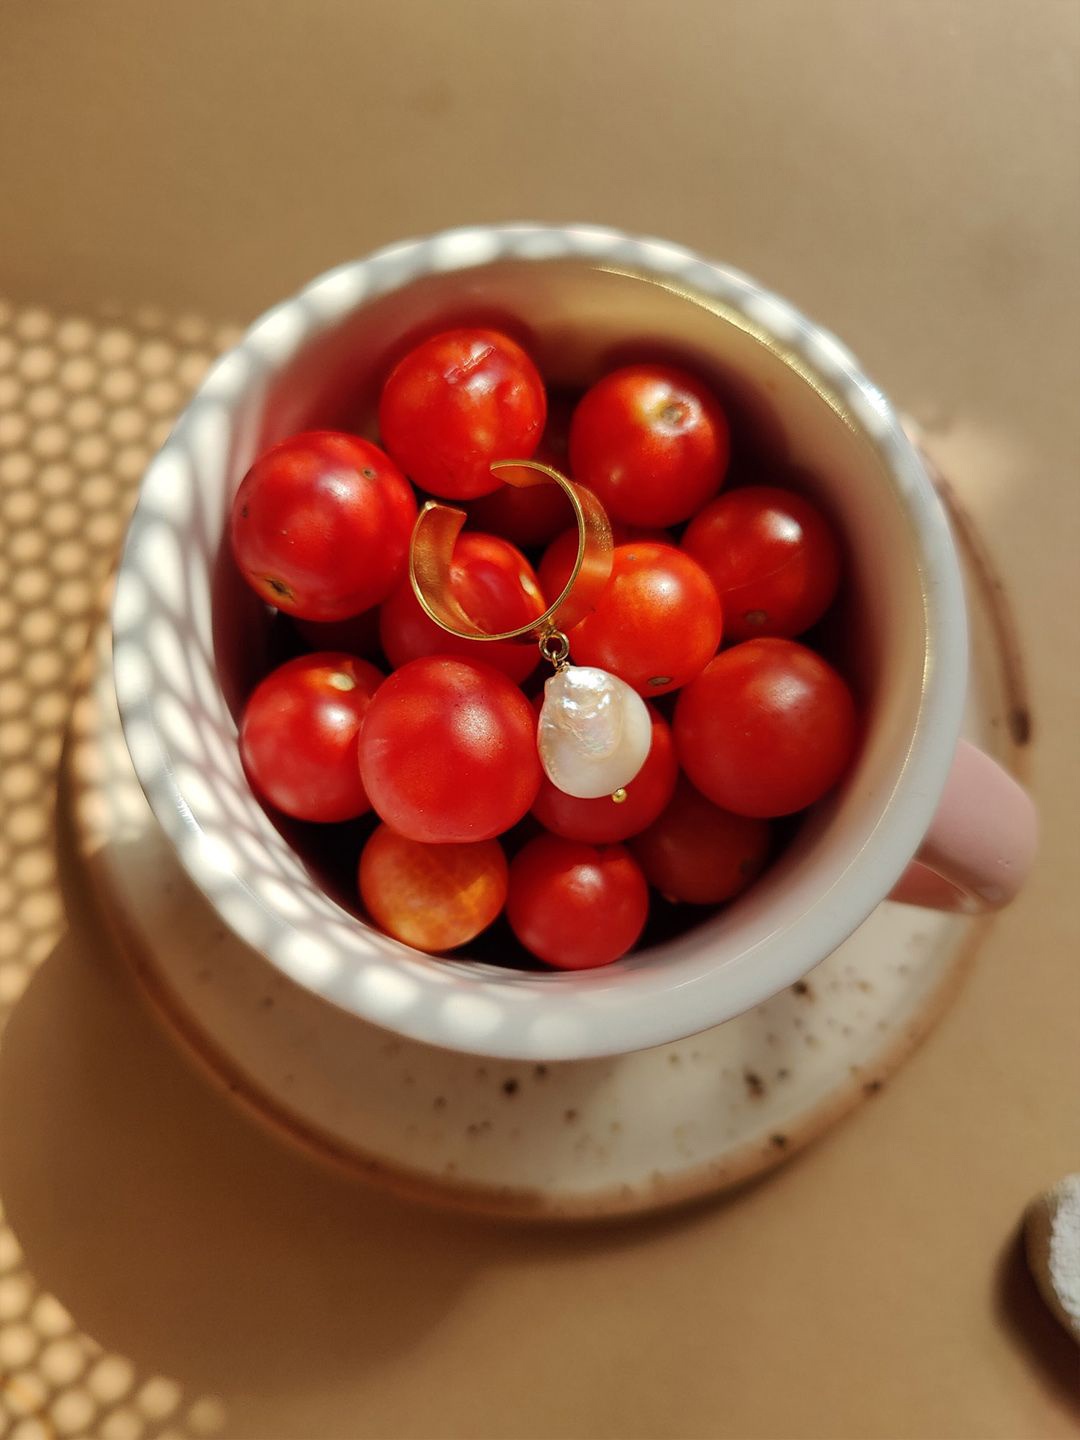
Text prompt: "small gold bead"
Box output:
[[611, 788, 628, 804]]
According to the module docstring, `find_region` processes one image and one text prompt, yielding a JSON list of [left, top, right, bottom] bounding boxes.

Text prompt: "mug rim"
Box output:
[[112, 223, 968, 1060]]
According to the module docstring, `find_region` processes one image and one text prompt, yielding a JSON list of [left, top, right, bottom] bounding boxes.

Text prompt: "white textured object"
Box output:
[[537, 666, 652, 799], [67, 537, 1020, 1217], [111, 223, 979, 1061], [1025, 1174, 1080, 1343]]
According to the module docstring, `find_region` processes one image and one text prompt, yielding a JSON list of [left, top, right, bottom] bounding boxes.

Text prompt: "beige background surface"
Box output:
[[1, 2, 1078, 1437]]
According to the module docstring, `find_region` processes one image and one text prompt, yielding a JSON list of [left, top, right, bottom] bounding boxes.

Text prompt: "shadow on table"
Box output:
[[0, 819, 715, 1417], [994, 1224, 1080, 1422]]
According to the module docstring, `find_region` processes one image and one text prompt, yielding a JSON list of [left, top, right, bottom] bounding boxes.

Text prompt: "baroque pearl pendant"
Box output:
[[537, 665, 652, 799]]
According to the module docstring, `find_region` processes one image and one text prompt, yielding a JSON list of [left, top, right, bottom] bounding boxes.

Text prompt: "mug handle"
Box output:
[[888, 740, 1037, 913]]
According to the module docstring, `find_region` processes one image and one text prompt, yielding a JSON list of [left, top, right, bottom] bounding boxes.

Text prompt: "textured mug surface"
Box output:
[[112, 224, 968, 1061]]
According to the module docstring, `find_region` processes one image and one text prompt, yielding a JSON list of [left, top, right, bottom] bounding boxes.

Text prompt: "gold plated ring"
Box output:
[[409, 458, 613, 643]]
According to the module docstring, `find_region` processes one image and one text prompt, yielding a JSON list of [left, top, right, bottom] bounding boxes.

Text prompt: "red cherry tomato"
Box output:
[[379, 328, 546, 499], [538, 525, 672, 609], [569, 542, 722, 696], [630, 778, 771, 904], [359, 825, 507, 952], [230, 432, 417, 621], [682, 485, 841, 641], [569, 364, 730, 526], [506, 835, 649, 969], [531, 704, 677, 843], [674, 638, 857, 817], [537, 528, 584, 612], [358, 656, 541, 843], [240, 652, 383, 822], [379, 531, 545, 684]]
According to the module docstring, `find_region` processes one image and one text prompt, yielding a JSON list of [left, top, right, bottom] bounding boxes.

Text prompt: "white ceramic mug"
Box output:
[[112, 224, 1037, 1062]]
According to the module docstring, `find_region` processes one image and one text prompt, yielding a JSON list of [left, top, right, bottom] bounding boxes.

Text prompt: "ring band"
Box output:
[[409, 458, 613, 643]]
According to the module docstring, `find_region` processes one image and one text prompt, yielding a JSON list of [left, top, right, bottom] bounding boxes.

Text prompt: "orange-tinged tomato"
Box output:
[[359, 825, 508, 952]]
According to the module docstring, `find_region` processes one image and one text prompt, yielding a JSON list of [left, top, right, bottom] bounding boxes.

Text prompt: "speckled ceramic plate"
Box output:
[[65, 476, 1027, 1220]]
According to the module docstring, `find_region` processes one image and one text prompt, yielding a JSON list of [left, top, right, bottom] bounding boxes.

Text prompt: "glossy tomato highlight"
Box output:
[[569, 364, 730, 526], [240, 652, 383, 823], [675, 638, 857, 817], [359, 826, 508, 952], [506, 835, 649, 969], [379, 328, 546, 499], [683, 484, 841, 641], [358, 656, 542, 843], [230, 432, 417, 621], [569, 542, 722, 695]]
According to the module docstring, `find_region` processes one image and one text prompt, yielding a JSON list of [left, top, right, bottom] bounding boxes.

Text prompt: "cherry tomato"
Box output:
[[537, 527, 584, 612], [531, 703, 677, 843], [630, 778, 771, 904], [682, 485, 841, 641], [538, 525, 672, 609], [674, 638, 857, 817], [240, 652, 383, 822], [359, 825, 507, 952], [379, 328, 546, 500], [358, 656, 541, 843], [569, 542, 722, 696], [230, 432, 417, 621], [506, 835, 649, 969], [569, 364, 730, 526], [379, 531, 545, 684]]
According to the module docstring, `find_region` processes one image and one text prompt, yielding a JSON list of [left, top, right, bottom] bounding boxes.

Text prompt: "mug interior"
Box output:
[[114, 240, 955, 1060]]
